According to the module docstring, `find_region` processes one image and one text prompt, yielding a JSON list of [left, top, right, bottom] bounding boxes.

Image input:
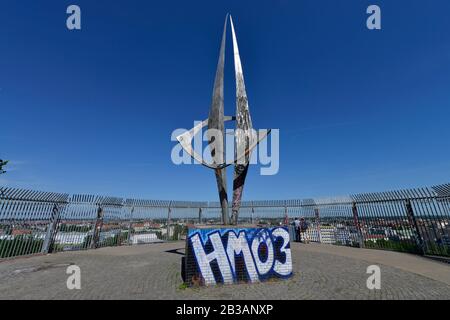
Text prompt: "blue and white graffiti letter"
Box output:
[[190, 232, 233, 285], [226, 231, 259, 282], [272, 227, 292, 276], [251, 229, 274, 276]]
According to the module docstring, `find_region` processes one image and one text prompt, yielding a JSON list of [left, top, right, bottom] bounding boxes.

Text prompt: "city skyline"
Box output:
[[1, 0, 450, 201]]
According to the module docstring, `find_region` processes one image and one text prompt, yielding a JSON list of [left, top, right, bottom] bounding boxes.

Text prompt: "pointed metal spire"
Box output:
[[230, 15, 253, 133], [208, 14, 229, 224], [230, 15, 254, 224]]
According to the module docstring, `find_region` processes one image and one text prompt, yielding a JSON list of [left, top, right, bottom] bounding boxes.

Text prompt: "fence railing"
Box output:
[[1, 183, 449, 260]]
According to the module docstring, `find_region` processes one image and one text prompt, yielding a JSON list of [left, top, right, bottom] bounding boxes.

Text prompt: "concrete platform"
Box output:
[[0, 242, 449, 300]]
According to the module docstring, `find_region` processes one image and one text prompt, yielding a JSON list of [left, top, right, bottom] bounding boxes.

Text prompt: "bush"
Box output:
[[424, 242, 450, 257], [82, 235, 93, 249], [364, 239, 421, 254], [0, 236, 44, 258]]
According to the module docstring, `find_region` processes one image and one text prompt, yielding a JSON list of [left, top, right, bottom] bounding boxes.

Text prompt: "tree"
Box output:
[[0, 160, 8, 175]]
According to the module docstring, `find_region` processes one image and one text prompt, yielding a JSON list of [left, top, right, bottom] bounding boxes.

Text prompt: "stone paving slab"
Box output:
[[298, 243, 450, 285], [0, 242, 449, 300]]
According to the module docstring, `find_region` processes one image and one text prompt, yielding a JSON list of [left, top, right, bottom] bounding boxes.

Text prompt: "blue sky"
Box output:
[[1, 0, 450, 201]]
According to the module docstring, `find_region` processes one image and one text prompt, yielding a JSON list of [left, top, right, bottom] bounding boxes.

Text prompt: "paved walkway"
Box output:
[[0, 242, 449, 299]]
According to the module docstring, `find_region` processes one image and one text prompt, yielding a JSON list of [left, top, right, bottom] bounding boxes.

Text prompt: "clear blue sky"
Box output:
[[1, 0, 450, 201]]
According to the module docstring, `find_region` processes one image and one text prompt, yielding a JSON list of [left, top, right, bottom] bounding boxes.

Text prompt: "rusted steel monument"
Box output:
[[177, 15, 292, 286]]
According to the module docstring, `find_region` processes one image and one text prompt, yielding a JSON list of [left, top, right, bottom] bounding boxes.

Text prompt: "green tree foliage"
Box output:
[[58, 224, 92, 233], [169, 224, 187, 241], [0, 159, 8, 175]]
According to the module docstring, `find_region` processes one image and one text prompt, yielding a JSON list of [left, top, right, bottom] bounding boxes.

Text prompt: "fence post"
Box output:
[[90, 206, 103, 249], [251, 202, 255, 224], [284, 204, 289, 226], [41, 204, 61, 254], [167, 201, 172, 241], [314, 208, 321, 243], [352, 202, 364, 248], [127, 207, 134, 245], [198, 207, 202, 224], [405, 199, 425, 255]]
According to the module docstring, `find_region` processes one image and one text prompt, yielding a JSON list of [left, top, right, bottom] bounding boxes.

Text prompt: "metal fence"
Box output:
[[1, 183, 449, 260]]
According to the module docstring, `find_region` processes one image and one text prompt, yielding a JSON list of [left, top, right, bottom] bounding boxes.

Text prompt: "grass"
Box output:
[[178, 283, 189, 290]]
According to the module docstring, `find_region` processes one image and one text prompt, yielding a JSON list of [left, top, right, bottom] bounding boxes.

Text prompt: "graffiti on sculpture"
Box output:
[[185, 227, 292, 286]]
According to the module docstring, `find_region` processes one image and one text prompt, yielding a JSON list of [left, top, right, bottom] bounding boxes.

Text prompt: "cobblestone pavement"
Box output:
[[0, 242, 449, 300]]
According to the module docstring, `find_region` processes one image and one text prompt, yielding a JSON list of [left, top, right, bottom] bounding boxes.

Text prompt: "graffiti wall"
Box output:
[[184, 226, 292, 286]]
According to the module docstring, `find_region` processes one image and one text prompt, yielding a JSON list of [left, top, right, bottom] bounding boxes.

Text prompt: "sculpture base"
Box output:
[[183, 225, 293, 286]]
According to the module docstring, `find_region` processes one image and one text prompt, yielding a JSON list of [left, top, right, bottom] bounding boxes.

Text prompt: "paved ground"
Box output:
[[0, 242, 449, 300]]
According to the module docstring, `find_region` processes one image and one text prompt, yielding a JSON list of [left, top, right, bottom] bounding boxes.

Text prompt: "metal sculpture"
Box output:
[[176, 15, 270, 225]]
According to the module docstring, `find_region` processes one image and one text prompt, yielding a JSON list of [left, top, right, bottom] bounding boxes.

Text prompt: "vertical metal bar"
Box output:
[[167, 201, 172, 241], [198, 207, 202, 224], [314, 207, 321, 243], [251, 203, 255, 225], [41, 204, 60, 254], [358, 200, 370, 248], [127, 207, 134, 245], [284, 205, 288, 226], [90, 206, 103, 249], [352, 202, 364, 248], [405, 199, 425, 255]]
